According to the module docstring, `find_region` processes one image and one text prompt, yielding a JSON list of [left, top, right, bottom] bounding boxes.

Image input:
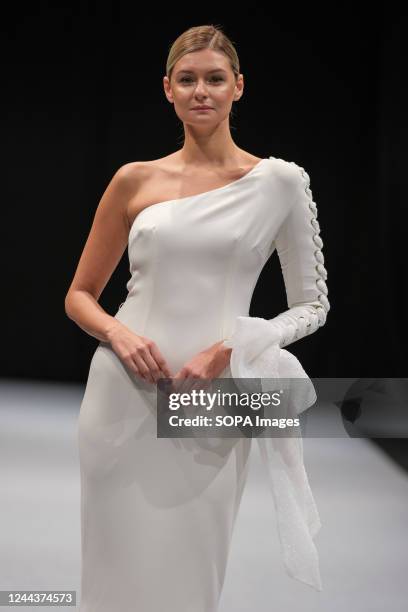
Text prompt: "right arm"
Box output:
[[64, 163, 135, 342], [64, 163, 173, 383]]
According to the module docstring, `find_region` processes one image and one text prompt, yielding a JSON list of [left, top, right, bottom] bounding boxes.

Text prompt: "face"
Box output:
[[163, 48, 243, 125]]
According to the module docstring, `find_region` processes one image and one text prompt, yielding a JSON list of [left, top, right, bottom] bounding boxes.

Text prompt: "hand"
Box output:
[[171, 341, 232, 395], [106, 321, 173, 384]]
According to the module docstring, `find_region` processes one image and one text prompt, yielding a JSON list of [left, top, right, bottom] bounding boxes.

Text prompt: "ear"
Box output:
[[163, 75, 174, 104], [234, 74, 244, 101]]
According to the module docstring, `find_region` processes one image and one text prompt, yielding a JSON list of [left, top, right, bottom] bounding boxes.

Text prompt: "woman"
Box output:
[[65, 24, 329, 612]]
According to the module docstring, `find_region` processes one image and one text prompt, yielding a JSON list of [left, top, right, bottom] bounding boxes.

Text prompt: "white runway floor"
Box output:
[[1, 379, 407, 611]]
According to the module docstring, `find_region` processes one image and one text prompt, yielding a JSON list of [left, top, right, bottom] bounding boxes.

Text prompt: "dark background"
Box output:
[[2, 5, 406, 381]]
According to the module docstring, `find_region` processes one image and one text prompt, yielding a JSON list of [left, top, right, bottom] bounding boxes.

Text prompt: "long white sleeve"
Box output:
[[268, 160, 330, 348]]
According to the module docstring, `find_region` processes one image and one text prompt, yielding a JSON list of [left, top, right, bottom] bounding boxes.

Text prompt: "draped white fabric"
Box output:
[[223, 315, 323, 591]]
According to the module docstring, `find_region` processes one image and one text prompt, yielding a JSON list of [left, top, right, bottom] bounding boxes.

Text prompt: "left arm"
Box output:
[[265, 161, 330, 348]]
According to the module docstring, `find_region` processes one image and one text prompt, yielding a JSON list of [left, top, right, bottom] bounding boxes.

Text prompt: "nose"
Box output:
[[194, 78, 209, 97]]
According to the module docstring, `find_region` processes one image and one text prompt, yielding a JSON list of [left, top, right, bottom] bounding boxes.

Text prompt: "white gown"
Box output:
[[77, 156, 330, 611]]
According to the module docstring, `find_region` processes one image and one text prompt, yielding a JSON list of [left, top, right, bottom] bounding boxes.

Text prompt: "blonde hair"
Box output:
[[166, 24, 240, 84]]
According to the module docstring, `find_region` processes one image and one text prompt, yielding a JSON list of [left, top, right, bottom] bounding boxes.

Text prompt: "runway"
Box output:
[[1, 379, 407, 611]]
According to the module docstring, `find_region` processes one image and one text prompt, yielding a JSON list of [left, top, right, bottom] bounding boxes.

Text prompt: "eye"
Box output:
[[179, 76, 224, 83]]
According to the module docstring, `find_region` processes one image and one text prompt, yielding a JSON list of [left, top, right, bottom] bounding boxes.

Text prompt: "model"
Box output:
[[65, 24, 329, 612]]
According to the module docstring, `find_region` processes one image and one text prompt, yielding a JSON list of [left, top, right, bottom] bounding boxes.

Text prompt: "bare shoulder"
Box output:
[[107, 161, 166, 213], [115, 155, 176, 187], [126, 154, 186, 176], [112, 160, 152, 187], [116, 157, 180, 227]]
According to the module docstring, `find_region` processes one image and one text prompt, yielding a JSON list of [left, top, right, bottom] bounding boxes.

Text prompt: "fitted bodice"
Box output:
[[112, 157, 299, 372]]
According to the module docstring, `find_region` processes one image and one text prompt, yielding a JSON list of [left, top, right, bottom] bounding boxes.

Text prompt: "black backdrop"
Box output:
[[2, 5, 406, 382]]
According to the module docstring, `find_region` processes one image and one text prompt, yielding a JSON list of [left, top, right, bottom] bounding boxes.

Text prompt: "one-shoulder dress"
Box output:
[[77, 156, 330, 611]]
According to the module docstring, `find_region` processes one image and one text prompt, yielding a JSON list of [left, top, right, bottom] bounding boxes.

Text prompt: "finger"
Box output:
[[149, 343, 173, 378], [131, 353, 155, 384], [123, 355, 145, 381], [143, 346, 171, 385], [173, 372, 189, 396], [140, 347, 165, 383]]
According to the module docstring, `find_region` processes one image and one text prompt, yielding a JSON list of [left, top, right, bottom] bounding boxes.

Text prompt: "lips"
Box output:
[[192, 106, 212, 110]]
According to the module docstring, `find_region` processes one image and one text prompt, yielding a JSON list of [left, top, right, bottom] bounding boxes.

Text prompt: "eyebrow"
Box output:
[[176, 68, 228, 75]]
